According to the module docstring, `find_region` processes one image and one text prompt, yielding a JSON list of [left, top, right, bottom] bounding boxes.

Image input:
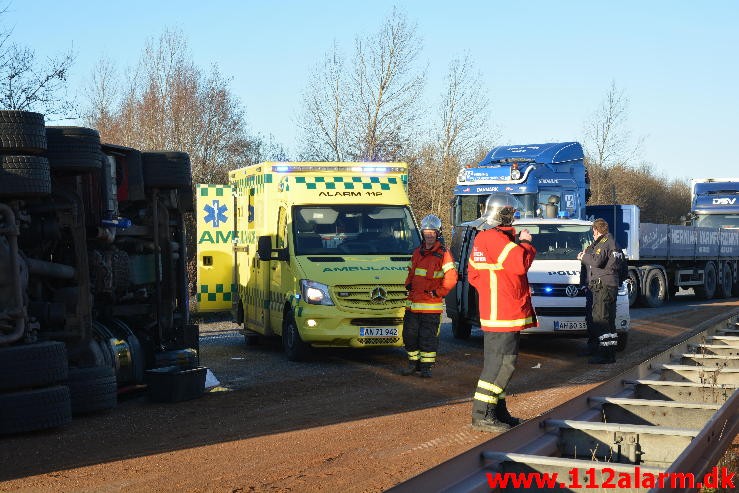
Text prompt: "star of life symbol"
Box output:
[[204, 199, 228, 227]]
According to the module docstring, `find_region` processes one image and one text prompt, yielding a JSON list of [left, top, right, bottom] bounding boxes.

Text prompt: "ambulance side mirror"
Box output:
[[257, 236, 272, 261]]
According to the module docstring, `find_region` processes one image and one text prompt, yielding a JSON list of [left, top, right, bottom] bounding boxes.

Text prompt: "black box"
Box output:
[[145, 366, 207, 403]]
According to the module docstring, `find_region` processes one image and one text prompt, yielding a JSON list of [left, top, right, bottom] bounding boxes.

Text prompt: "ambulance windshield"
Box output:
[[293, 205, 421, 255]]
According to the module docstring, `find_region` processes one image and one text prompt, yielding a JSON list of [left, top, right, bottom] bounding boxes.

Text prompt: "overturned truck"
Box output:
[[0, 110, 198, 434]]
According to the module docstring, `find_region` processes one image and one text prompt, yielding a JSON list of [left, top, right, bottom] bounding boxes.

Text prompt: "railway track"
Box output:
[[390, 310, 739, 493]]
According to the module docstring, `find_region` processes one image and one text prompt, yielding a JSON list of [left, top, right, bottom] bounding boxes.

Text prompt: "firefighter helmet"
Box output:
[[420, 214, 442, 236], [482, 193, 522, 226]]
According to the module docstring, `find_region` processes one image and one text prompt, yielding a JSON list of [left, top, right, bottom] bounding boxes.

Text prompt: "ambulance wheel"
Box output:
[[282, 310, 311, 362], [451, 316, 472, 339], [616, 332, 628, 352]]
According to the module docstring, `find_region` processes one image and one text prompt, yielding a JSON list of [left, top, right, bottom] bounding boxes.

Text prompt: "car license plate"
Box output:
[[359, 327, 398, 337], [554, 320, 587, 331]]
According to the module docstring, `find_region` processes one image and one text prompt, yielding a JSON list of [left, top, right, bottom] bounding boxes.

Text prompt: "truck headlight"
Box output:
[[300, 279, 334, 306]]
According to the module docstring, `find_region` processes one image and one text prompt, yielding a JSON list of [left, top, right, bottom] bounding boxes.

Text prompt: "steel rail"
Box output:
[[389, 310, 739, 493]]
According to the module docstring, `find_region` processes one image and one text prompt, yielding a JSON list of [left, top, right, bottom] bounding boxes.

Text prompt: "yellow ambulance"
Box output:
[[197, 162, 421, 360]]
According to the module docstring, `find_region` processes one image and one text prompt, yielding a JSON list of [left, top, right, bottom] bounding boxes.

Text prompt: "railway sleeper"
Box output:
[[717, 326, 739, 336], [589, 396, 721, 428], [659, 364, 739, 385], [679, 353, 739, 368], [687, 343, 739, 357], [544, 419, 699, 467], [705, 335, 739, 345], [624, 379, 736, 404]]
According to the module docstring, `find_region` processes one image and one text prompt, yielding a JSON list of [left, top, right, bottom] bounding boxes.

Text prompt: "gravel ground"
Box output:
[[0, 296, 737, 492]]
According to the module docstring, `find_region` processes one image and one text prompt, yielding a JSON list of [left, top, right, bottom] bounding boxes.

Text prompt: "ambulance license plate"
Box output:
[[554, 320, 587, 331], [360, 327, 398, 337]]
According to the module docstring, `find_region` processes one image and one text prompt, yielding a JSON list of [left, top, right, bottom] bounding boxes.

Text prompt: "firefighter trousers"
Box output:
[[472, 331, 520, 417], [402, 310, 440, 365]]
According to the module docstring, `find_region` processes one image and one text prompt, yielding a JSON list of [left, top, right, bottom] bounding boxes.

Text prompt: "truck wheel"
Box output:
[[695, 261, 717, 300], [67, 366, 117, 415], [638, 269, 666, 308], [46, 127, 103, 172], [0, 110, 46, 155], [616, 332, 628, 352], [141, 151, 192, 189], [451, 316, 472, 339], [0, 386, 71, 435], [0, 155, 51, 197], [282, 310, 311, 361], [626, 270, 639, 307], [0, 342, 68, 391], [716, 264, 733, 299]]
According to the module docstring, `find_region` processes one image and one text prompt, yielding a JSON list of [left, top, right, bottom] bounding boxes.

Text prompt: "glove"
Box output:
[[405, 284, 412, 291]]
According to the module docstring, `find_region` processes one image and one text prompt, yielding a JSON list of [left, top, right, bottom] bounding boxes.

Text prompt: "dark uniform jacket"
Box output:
[[580, 233, 621, 287]]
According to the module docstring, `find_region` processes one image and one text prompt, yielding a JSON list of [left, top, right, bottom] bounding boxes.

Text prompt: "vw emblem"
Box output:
[[370, 286, 387, 303], [565, 285, 580, 297]]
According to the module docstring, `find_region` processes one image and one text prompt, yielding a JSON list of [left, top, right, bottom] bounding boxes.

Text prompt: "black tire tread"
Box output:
[[0, 341, 68, 391], [0, 110, 47, 154], [0, 155, 51, 196], [67, 366, 117, 415], [142, 151, 192, 189], [0, 386, 72, 435]]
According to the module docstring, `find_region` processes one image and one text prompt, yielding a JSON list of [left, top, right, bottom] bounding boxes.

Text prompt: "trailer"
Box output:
[[0, 111, 199, 434], [587, 204, 739, 307]]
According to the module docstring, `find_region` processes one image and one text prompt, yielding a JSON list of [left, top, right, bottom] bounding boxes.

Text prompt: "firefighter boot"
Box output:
[[471, 404, 510, 433], [401, 360, 419, 376], [419, 362, 432, 378], [495, 398, 521, 427]]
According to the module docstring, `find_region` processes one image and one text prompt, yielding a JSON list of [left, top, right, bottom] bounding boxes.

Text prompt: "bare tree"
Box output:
[[583, 81, 641, 168], [408, 55, 493, 219], [299, 8, 425, 162], [298, 42, 347, 161], [0, 9, 76, 118], [84, 29, 265, 185]]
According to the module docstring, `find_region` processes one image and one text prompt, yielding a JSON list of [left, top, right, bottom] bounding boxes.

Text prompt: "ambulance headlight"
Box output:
[[300, 279, 334, 305]]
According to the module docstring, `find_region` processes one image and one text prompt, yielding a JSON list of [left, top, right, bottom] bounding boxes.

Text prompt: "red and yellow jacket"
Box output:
[[405, 240, 457, 313], [468, 226, 538, 332]]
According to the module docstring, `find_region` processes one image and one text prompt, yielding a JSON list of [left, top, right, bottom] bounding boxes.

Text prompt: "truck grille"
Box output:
[[357, 337, 401, 346], [332, 284, 407, 311], [535, 306, 586, 317]]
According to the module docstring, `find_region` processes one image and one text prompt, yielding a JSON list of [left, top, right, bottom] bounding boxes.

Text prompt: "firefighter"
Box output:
[[401, 214, 457, 378], [577, 218, 621, 364], [468, 193, 537, 432]]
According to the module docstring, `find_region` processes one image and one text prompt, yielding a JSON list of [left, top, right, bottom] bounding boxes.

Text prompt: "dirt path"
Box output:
[[1, 301, 737, 492]]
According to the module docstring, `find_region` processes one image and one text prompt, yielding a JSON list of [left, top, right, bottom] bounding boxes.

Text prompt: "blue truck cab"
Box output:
[[451, 142, 590, 232], [690, 178, 739, 229]]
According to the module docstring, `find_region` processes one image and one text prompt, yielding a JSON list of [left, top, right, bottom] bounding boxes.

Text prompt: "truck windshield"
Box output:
[[517, 223, 592, 260], [452, 193, 537, 226], [293, 205, 421, 255], [694, 214, 739, 229]]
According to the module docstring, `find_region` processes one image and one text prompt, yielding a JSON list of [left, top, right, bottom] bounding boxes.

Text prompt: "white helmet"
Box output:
[[420, 214, 442, 236], [482, 193, 522, 226]]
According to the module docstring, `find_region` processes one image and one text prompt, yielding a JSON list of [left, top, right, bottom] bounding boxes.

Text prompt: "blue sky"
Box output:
[[6, 1, 738, 181]]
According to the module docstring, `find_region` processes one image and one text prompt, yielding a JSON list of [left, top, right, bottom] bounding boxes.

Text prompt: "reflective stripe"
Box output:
[[477, 380, 504, 394], [407, 350, 420, 361], [474, 392, 498, 404], [414, 268, 427, 276], [442, 262, 455, 273], [420, 351, 436, 362], [470, 241, 517, 322], [479, 315, 536, 328], [410, 302, 443, 311], [432, 271, 444, 279]]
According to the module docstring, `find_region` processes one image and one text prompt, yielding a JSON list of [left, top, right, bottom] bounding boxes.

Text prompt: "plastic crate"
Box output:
[[145, 366, 207, 403]]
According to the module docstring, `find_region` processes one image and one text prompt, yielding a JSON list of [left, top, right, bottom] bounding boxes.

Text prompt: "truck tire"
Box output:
[[451, 316, 472, 339], [67, 366, 117, 415], [0, 386, 71, 435], [0, 155, 51, 197], [46, 127, 103, 172], [282, 310, 311, 362], [0, 110, 46, 155], [0, 342, 68, 391], [717, 263, 733, 299], [638, 269, 666, 308], [616, 332, 628, 352], [141, 151, 192, 189], [695, 261, 717, 300], [626, 270, 639, 307]]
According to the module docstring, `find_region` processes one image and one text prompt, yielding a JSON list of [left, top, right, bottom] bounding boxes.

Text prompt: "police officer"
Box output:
[[468, 194, 537, 432], [577, 242, 596, 356], [577, 218, 622, 364], [402, 214, 457, 378]]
